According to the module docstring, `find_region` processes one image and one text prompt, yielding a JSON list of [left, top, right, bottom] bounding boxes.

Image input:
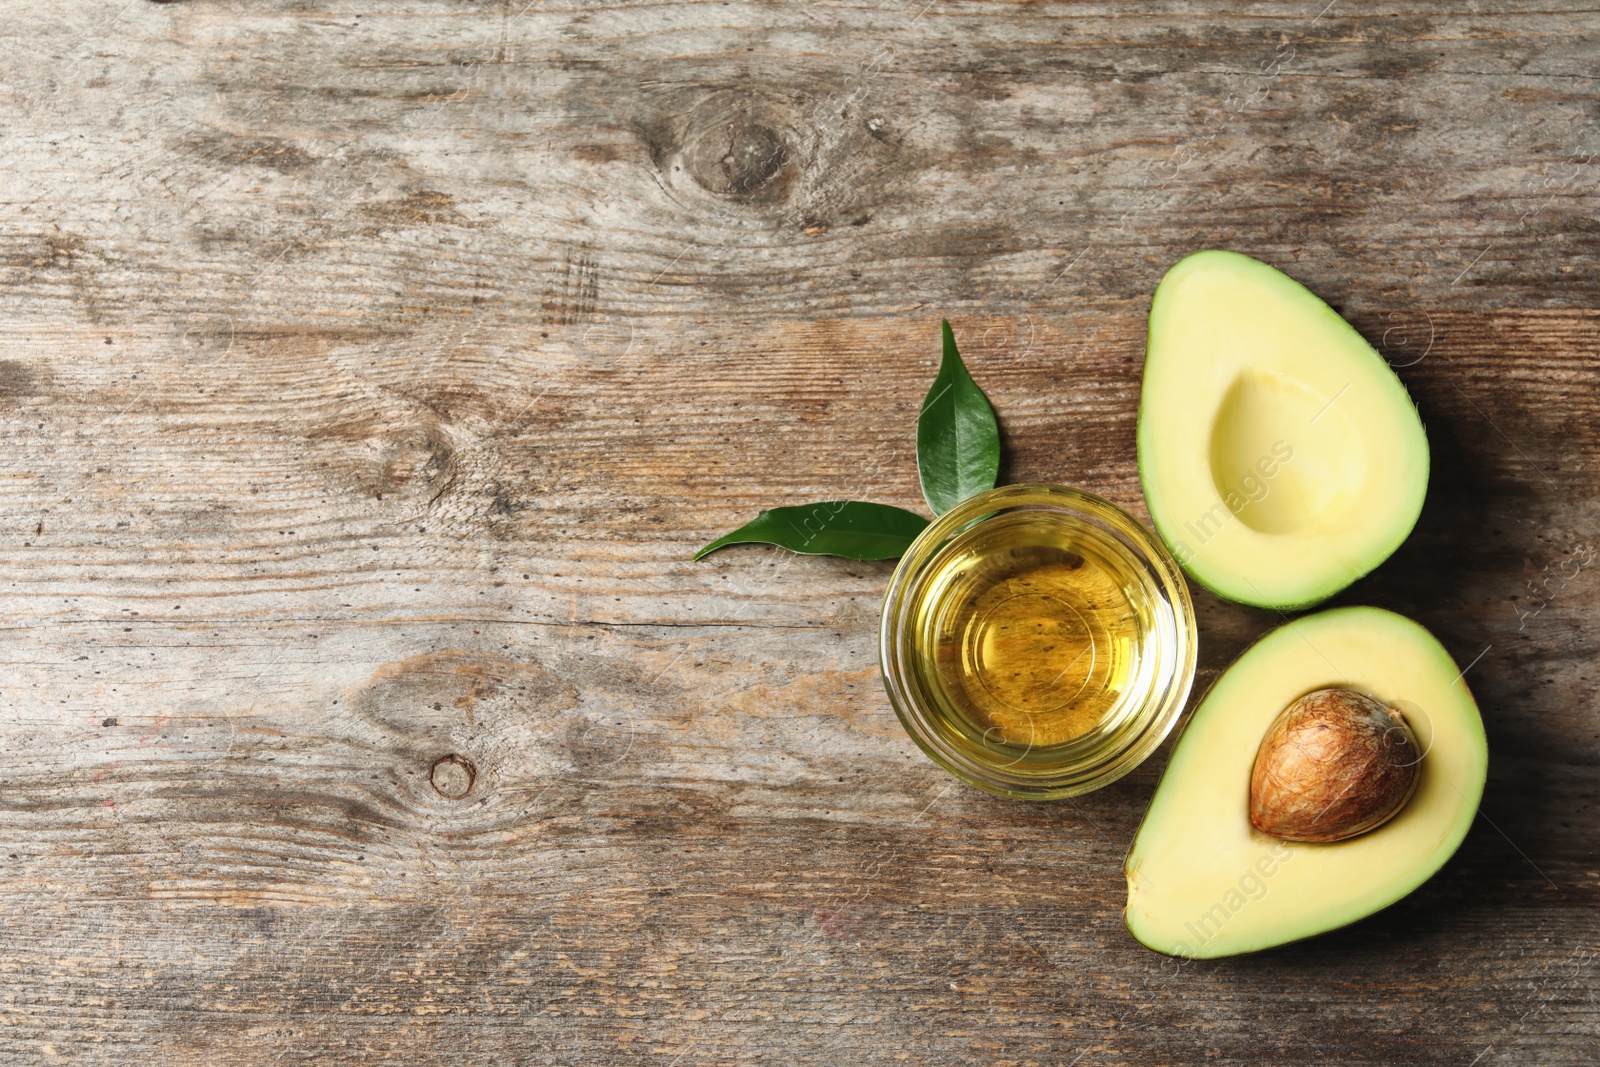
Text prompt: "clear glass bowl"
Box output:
[[879, 484, 1197, 800]]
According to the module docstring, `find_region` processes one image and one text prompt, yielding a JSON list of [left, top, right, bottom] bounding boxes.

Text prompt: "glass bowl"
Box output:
[[879, 484, 1197, 799]]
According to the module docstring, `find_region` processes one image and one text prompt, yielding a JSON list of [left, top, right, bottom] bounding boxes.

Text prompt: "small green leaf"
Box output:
[[917, 320, 1000, 515], [695, 501, 930, 561]]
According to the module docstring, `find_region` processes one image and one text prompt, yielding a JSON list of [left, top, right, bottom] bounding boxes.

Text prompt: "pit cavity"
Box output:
[[1207, 370, 1363, 535]]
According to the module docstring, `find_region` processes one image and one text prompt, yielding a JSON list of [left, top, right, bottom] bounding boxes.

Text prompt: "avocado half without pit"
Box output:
[[1138, 250, 1429, 610], [1124, 607, 1488, 958]]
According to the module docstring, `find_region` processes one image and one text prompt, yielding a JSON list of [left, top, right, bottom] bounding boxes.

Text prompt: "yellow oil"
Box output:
[[909, 510, 1158, 756]]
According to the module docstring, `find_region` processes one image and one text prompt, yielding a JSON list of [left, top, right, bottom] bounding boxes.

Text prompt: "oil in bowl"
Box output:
[[881, 484, 1196, 799], [917, 510, 1155, 748]]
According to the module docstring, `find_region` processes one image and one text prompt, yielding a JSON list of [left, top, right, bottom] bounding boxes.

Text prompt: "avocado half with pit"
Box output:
[[1138, 250, 1429, 610], [1124, 606, 1487, 958]]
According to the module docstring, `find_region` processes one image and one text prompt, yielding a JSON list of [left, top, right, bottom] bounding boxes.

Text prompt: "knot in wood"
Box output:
[[680, 94, 800, 203], [429, 754, 475, 800]]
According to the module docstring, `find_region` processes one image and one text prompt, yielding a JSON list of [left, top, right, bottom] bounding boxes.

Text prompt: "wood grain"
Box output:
[[2, 1, 1598, 1064]]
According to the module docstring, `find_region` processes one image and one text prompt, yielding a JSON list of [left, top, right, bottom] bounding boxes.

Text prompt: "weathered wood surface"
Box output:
[[1, 1, 1598, 1064]]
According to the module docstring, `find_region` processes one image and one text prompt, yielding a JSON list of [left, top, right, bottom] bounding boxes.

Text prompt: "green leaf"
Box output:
[[917, 320, 1000, 515], [695, 501, 930, 561]]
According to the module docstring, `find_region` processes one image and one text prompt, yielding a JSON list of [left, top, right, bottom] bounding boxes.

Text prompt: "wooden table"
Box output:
[[3, 2, 1596, 1063]]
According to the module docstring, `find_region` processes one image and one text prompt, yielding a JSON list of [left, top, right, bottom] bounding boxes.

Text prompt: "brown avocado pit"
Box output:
[[1249, 687, 1421, 843]]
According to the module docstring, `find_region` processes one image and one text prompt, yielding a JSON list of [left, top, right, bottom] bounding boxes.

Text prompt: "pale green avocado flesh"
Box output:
[[1138, 250, 1429, 610], [1124, 607, 1487, 958]]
